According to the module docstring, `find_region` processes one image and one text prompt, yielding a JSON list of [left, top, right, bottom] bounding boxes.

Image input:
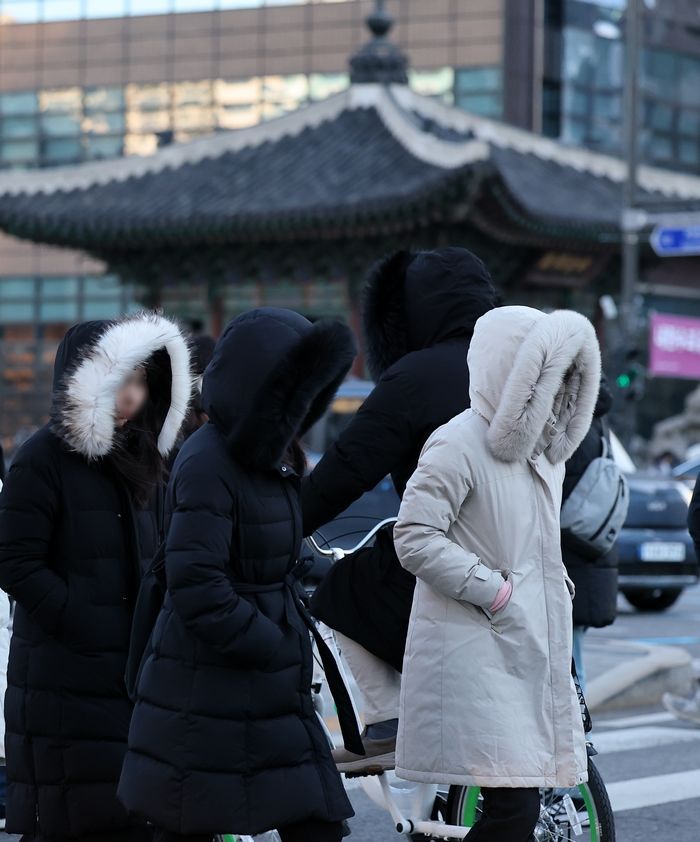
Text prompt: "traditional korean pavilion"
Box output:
[[0, 4, 699, 334]]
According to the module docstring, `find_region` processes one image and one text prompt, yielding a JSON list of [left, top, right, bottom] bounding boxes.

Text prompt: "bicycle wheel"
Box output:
[[445, 758, 615, 841]]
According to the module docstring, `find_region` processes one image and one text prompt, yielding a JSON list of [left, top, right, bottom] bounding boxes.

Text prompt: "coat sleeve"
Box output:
[[302, 368, 415, 535], [0, 442, 67, 636], [393, 431, 504, 609], [165, 459, 284, 663], [689, 476, 700, 561]]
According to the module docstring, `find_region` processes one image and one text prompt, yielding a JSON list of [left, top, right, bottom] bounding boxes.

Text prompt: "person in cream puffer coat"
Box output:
[[394, 306, 601, 841]]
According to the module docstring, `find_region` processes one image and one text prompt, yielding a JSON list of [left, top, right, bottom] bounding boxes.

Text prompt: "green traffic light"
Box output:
[[617, 374, 631, 388]]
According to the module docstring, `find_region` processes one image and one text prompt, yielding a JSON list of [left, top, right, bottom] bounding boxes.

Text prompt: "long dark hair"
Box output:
[[108, 349, 172, 508]]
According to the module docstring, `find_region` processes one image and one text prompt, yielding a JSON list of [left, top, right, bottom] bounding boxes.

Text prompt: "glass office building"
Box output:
[[544, 0, 700, 170], [0, 1, 504, 172]]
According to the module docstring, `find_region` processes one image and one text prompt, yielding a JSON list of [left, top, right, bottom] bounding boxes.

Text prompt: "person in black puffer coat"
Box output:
[[118, 308, 357, 842], [0, 313, 192, 841], [302, 247, 498, 773], [562, 376, 619, 689]]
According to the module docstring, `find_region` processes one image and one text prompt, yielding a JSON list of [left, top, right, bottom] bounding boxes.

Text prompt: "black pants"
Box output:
[[467, 787, 540, 842], [153, 819, 344, 842]]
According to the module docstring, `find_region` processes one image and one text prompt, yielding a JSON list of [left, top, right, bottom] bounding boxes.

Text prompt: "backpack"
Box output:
[[125, 540, 166, 701], [561, 434, 629, 559]]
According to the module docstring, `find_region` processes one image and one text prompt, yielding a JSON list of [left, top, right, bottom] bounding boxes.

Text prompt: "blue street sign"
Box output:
[[650, 225, 700, 257]]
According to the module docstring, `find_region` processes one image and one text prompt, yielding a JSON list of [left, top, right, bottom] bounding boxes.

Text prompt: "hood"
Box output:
[[468, 306, 601, 465], [202, 307, 356, 470], [362, 247, 498, 381], [52, 312, 193, 460]]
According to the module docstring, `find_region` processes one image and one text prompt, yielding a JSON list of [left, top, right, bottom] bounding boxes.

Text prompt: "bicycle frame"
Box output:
[[313, 617, 470, 839], [308, 521, 472, 839]]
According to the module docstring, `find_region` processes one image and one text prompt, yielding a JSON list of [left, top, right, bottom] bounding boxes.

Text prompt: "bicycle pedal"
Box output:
[[343, 767, 387, 779]]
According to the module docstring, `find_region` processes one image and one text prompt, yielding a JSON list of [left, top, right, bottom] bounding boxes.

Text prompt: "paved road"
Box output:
[[4, 586, 700, 841]]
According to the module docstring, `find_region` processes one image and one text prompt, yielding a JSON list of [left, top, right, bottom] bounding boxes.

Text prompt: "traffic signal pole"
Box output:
[[620, 0, 642, 446]]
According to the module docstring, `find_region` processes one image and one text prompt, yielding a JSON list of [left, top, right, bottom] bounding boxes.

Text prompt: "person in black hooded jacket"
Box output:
[[562, 375, 619, 688], [302, 247, 498, 773], [118, 308, 358, 842], [0, 313, 192, 841]]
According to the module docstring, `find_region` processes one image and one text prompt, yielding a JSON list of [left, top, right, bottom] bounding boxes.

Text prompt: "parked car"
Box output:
[[305, 380, 699, 612]]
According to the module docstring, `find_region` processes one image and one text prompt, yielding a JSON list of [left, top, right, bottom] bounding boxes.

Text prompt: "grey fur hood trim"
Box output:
[[468, 307, 601, 465]]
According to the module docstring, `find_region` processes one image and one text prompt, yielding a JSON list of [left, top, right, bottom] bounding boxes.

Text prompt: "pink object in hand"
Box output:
[[490, 579, 512, 613]]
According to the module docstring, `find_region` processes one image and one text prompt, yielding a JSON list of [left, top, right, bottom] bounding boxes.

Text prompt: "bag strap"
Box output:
[[571, 658, 593, 734], [286, 566, 366, 757]]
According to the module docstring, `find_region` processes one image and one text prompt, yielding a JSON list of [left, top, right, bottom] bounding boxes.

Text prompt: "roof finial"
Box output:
[[349, 0, 409, 85]]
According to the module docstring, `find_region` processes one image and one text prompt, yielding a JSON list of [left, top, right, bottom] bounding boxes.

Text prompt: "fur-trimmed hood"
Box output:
[[362, 247, 497, 381], [468, 306, 602, 464], [202, 308, 356, 471], [52, 313, 193, 460]]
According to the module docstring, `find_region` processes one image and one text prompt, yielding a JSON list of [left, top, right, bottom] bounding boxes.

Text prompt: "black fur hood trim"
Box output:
[[362, 247, 497, 382], [202, 309, 356, 471]]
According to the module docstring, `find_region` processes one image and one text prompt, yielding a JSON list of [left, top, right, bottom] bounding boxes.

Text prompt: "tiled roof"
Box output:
[[0, 84, 698, 251]]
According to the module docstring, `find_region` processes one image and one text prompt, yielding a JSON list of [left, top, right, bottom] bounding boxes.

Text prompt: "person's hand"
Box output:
[[564, 574, 576, 600], [489, 578, 512, 613]]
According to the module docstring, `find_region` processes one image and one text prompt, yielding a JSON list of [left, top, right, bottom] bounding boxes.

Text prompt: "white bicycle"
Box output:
[[304, 518, 616, 842]]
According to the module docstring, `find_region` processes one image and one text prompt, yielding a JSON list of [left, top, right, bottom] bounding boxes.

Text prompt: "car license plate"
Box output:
[[639, 542, 686, 562]]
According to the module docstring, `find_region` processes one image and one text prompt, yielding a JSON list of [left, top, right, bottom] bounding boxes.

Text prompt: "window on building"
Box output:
[[410, 68, 454, 104], [308, 73, 349, 101], [173, 0, 217, 11], [42, 137, 82, 165], [43, 0, 82, 20], [261, 75, 309, 120], [1, 116, 37, 138], [84, 0, 128, 17], [0, 138, 39, 165], [454, 66, 502, 118], [0, 91, 38, 116], [84, 134, 124, 160], [84, 86, 125, 113], [0, 1, 41, 24], [0, 278, 36, 324], [129, 0, 173, 14], [82, 275, 130, 321]]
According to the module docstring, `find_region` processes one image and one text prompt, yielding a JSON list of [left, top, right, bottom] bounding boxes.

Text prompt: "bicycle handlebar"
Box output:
[[306, 517, 398, 562]]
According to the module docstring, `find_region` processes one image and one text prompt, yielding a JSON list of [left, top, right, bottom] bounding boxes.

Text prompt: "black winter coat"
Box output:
[[562, 382, 619, 629], [0, 314, 191, 838], [304, 248, 497, 671], [118, 308, 356, 837]]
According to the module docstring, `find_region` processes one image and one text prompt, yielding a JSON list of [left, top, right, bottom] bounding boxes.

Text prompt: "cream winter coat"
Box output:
[[394, 306, 601, 789]]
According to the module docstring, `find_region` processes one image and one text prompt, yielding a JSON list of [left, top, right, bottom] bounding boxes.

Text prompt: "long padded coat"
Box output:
[[118, 308, 356, 838], [394, 307, 600, 788], [562, 379, 619, 629], [304, 248, 497, 671], [0, 314, 192, 838]]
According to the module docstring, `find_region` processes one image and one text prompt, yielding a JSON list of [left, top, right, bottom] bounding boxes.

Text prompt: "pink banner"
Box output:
[[650, 312, 700, 380]]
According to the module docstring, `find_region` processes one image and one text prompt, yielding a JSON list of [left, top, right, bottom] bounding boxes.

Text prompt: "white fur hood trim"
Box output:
[[469, 307, 602, 465], [58, 312, 193, 460]]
